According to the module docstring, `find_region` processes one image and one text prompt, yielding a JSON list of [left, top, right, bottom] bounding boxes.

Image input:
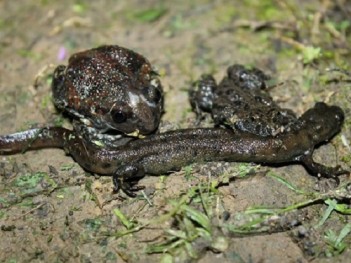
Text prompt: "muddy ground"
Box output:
[[1, 1, 351, 262]]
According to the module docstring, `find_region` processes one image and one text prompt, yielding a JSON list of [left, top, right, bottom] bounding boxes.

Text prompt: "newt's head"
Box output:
[[301, 102, 344, 145]]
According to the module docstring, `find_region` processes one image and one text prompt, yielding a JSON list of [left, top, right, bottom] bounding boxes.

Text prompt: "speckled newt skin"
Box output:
[[0, 102, 346, 196]]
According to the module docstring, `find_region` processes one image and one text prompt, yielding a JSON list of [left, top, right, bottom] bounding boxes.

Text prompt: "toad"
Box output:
[[189, 64, 300, 136], [52, 45, 164, 146]]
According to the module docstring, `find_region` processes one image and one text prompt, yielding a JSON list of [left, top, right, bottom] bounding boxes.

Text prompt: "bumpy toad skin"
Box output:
[[52, 45, 163, 137], [190, 64, 299, 136], [0, 102, 346, 196]]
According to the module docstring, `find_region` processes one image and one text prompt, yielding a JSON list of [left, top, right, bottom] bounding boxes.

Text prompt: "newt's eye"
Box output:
[[111, 110, 127, 123]]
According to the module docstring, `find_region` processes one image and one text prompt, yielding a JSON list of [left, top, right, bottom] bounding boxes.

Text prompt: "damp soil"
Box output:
[[1, 1, 351, 262]]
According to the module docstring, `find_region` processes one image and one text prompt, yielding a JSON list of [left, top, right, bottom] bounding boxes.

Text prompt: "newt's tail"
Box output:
[[0, 127, 72, 154]]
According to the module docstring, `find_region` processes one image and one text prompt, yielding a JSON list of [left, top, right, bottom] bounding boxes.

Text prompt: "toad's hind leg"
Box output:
[[112, 164, 146, 197]]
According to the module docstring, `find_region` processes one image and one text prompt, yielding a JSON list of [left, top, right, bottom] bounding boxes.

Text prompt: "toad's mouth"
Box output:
[[126, 129, 145, 139], [94, 124, 146, 139]]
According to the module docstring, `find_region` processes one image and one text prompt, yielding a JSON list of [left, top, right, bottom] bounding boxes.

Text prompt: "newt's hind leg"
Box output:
[[300, 154, 348, 184]]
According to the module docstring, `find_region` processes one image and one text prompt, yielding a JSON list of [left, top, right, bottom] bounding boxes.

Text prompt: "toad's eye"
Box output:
[[142, 86, 163, 104], [151, 87, 162, 103], [111, 109, 127, 123]]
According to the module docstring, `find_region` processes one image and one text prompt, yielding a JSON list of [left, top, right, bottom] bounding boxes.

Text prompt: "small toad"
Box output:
[[190, 64, 300, 136]]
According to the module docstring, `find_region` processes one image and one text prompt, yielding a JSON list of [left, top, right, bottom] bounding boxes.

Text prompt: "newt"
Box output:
[[0, 102, 346, 196]]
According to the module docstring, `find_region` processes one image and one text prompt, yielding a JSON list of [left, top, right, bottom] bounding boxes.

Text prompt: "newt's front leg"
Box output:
[[112, 164, 146, 197]]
